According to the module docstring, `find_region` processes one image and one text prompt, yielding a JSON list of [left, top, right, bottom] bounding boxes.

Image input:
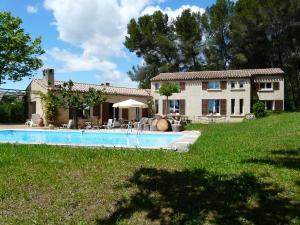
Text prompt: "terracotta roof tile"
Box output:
[[151, 68, 284, 81], [34, 80, 150, 97]]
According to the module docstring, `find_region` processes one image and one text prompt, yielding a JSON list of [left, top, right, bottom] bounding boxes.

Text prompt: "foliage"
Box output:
[[125, 1, 300, 110], [58, 80, 107, 129], [39, 91, 60, 126], [158, 83, 180, 98], [0, 113, 300, 224], [0, 95, 25, 123], [159, 83, 180, 115], [202, 0, 233, 69], [0, 12, 44, 84], [174, 9, 203, 71], [253, 101, 266, 118]]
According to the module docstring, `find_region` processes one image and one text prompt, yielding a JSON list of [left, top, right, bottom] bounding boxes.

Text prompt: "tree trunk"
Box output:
[[166, 96, 168, 116], [72, 107, 78, 129]]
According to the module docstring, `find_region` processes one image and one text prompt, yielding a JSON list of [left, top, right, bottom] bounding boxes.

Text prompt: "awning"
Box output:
[[112, 99, 148, 109]]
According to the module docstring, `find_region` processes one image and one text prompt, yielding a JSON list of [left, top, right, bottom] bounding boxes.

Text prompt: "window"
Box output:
[[154, 83, 160, 90], [208, 81, 220, 89], [154, 99, 159, 114], [231, 99, 235, 115], [168, 100, 180, 113], [208, 99, 220, 114], [260, 82, 272, 90], [240, 99, 244, 114], [231, 81, 235, 89], [239, 81, 244, 88], [265, 100, 274, 111]]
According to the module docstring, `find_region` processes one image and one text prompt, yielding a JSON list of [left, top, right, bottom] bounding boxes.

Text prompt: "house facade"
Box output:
[[26, 69, 150, 125], [26, 68, 284, 125], [151, 68, 284, 122]]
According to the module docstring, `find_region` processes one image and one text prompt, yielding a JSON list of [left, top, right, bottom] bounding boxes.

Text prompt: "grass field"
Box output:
[[0, 113, 300, 224]]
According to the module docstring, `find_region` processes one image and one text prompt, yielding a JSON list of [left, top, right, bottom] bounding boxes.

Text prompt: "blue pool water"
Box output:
[[0, 130, 183, 148]]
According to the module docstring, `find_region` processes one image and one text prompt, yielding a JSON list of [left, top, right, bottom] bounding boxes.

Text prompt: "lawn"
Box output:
[[0, 113, 300, 225]]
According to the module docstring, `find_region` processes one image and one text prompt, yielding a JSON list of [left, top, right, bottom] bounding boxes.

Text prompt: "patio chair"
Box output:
[[133, 117, 148, 130], [60, 120, 73, 129], [102, 119, 114, 129]]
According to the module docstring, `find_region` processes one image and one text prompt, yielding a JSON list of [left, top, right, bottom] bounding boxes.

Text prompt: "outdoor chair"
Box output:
[[102, 119, 119, 129], [133, 117, 148, 130], [60, 120, 73, 129]]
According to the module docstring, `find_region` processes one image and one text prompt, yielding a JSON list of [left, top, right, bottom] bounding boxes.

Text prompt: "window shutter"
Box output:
[[93, 104, 100, 117], [142, 108, 148, 117], [220, 99, 227, 115], [254, 82, 260, 91], [163, 100, 167, 115], [273, 82, 280, 90], [274, 100, 283, 111], [179, 100, 185, 115], [180, 82, 186, 91], [202, 81, 208, 90], [202, 99, 209, 115], [221, 81, 227, 90]]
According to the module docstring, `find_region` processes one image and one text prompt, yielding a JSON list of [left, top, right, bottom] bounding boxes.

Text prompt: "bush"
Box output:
[[253, 101, 266, 118], [0, 96, 26, 123]]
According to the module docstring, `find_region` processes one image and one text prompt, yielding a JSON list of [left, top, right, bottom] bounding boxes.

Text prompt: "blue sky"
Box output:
[[0, 0, 216, 90]]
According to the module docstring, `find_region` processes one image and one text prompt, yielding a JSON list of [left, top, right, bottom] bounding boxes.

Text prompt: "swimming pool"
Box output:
[[0, 130, 187, 149]]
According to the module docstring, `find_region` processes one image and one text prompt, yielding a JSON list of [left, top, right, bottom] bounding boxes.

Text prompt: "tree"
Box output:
[[202, 0, 234, 69], [158, 83, 180, 115], [0, 12, 44, 84], [58, 81, 107, 129], [175, 9, 203, 71], [125, 11, 179, 88]]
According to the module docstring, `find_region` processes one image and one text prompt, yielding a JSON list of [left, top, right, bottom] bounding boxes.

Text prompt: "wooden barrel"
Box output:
[[156, 118, 170, 132], [151, 118, 159, 127]]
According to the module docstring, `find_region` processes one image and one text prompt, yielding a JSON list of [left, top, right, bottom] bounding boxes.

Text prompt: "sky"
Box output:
[[0, 0, 216, 90]]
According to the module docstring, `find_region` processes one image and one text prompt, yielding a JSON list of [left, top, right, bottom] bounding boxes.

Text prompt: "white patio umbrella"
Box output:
[[113, 99, 148, 109], [113, 99, 148, 120]]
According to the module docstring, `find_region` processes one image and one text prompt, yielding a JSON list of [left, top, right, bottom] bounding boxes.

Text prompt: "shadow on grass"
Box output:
[[244, 149, 300, 171], [97, 168, 300, 225]]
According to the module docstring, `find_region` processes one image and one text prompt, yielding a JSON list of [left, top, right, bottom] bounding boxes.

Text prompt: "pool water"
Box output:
[[0, 130, 183, 149]]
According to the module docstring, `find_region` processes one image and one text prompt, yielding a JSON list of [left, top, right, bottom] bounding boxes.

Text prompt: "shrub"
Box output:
[[253, 101, 266, 118]]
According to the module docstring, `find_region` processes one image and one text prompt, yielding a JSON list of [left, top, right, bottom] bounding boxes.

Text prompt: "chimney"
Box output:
[[43, 69, 54, 88]]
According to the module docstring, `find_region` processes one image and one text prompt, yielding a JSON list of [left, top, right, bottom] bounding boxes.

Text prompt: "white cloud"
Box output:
[[43, 0, 203, 87], [48, 48, 137, 87], [26, 4, 39, 14], [141, 5, 205, 21]]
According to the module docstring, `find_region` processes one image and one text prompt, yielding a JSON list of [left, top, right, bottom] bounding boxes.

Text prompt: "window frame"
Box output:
[[208, 99, 220, 114], [260, 82, 273, 90], [239, 80, 245, 89], [208, 81, 221, 90], [154, 99, 159, 114], [154, 83, 160, 90], [231, 81, 235, 89], [231, 99, 235, 115], [239, 99, 244, 115], [168, 99, 180, 114]]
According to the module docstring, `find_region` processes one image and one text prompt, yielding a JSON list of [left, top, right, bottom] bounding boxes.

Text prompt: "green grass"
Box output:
[[0, 113, 300, 224]]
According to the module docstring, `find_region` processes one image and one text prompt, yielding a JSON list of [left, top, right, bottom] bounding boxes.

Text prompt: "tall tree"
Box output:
[[125, 11, 178, 88], [0, 12, 44, 84], [202, 0, 234, 69], [175, 9, 203, 71]]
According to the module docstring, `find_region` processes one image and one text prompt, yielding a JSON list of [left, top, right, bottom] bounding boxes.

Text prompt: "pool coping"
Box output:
[[0, 129, 200, 152]]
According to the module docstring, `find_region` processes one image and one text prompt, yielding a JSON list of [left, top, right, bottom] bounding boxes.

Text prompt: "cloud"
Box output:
[[48, 48, 138, 87], [141, 4, 205, 21], [43, 0, 203, 87], [26, 4, 39, 14]]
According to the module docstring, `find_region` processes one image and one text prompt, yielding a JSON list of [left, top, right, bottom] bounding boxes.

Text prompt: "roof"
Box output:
[[151, 68, 284, 81], [33, 79, 150, 97]]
